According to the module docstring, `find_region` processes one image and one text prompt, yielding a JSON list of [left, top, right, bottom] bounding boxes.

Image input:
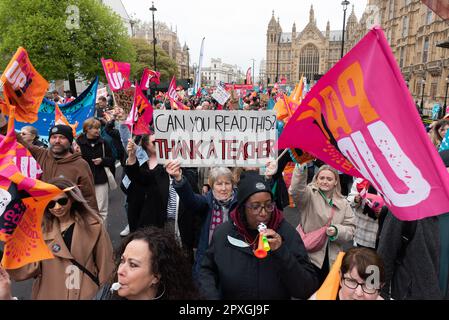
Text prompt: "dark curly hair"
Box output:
[[111, 226, 200, 300]]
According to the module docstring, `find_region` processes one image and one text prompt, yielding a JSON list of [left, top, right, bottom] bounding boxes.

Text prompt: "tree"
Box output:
[[130, 38, 178, 83], [0, 0, 136, 96]]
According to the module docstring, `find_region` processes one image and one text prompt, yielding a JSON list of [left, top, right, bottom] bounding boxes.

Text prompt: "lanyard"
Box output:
[[318, 189, 333, 207]]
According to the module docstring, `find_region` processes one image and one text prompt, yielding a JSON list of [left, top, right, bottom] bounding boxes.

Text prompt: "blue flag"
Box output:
[[15, 77, 99, 144]]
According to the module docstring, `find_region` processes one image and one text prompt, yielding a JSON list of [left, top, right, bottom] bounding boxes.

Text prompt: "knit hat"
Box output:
[[49, 124, 74, 144], [237, 171, 272, 207]]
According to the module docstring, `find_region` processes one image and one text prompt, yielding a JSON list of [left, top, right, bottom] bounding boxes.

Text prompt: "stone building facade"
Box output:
[[265, 5, 358, 86], [359, 0, 449, 112], [135, 21, 190, 80], [266, 1, 449, 113]]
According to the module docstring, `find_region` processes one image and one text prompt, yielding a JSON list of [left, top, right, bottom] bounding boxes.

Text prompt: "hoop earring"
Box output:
[[151, 283, 166, 300]]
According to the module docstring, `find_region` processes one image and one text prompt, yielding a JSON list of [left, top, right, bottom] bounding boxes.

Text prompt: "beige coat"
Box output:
[[8, 216, 114, 300], [289, 165, 355, 269]]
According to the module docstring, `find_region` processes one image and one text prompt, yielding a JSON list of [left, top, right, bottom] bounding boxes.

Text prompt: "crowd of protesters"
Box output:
[[0, 83, 449, 301]]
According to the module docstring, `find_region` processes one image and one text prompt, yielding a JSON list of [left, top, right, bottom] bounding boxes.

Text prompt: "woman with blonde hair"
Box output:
[[289, 164, 355, 283], [165, 161, 238, 280], [429, 119, 449, 149]]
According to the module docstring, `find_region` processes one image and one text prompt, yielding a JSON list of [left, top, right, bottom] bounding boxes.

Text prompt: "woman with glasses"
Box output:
[[7, 177, 114, 299], [165, 161, 238, 281], [289, 164, 355, 284], [338, 247, 385, 300], [198, 172, 319, 299], [309, 247, 385, 300]]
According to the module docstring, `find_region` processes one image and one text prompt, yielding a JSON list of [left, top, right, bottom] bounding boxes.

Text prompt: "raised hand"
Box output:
[[0, 266, 13, 300], [165, 159, 182, 182]]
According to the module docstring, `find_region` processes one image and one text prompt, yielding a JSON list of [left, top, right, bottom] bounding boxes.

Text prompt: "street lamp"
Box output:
[[251, 58, 255, 85], [420, 79, 426, 114], [193, 62, 197, 89], [444, 77, 449, 114], [150, 2, 157, 70], [186, 46, 190, 83], [341, 0, 350, 59], [276, 31, 281, 83]]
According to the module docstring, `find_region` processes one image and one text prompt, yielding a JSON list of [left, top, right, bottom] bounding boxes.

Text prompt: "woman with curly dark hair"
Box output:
[[94, 226, 200, 300]]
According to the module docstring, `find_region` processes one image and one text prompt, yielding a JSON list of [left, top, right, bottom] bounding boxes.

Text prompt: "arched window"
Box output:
[[298, 44, 319, 81], [162, 41, 170, 53]]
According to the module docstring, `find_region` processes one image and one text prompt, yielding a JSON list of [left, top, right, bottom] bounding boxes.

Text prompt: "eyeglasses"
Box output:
[[342, 277, 378, 294], [245, 202, 275, 214], [48, 197, 69, 209]]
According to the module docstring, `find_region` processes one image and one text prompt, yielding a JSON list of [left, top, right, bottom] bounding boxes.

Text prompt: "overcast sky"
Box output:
[[122, 0, 368, 77]]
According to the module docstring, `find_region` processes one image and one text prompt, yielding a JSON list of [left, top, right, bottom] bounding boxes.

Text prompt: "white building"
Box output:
[[201, 58, 243, 86], [100, 0, 133, 37]]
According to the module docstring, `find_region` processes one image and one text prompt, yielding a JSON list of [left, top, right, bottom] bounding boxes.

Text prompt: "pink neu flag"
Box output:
[[101, 58, 131, 92], [278, 27, 449, 221], [124, 83, 153, 135], [140, 68, 161, 90], [167, 76, 179, 101]]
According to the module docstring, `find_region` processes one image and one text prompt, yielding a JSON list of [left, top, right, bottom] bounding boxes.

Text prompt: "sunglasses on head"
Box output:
[[48, 197, 69, 209]]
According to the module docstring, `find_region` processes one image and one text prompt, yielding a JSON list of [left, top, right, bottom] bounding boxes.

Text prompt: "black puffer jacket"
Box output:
[[76, 133, 115, 185], [199, 219, 320, 300]]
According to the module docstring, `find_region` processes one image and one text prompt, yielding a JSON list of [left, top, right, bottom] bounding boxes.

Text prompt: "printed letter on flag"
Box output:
[[0, 47, 49, 123], [0, 107, 63, 269], [101, 58, 131, 92], [278, 27, 449, 221]]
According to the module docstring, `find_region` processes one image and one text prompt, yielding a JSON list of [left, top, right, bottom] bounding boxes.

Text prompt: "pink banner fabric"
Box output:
[[278, 27, 449, 221], [140, 68, 161, 90], [124, 83, 153, 135], [167, 76, 180, 101], [101, 58, 131, 92]]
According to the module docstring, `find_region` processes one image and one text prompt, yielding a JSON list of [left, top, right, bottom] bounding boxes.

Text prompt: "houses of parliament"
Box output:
[[265, 0, 449, 111]]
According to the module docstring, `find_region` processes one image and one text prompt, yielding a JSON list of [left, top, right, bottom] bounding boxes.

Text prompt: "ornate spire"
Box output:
[[309, 5, 315, 24], [348, 5, 358, 25]]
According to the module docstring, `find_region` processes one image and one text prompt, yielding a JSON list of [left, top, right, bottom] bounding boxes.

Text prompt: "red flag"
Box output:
[[246, 67, 252, 85], [0, 47, 48, 123], [140, 68, 161, 90], [101, 58, 131, 92], [0, 107, 63, 268], [124, 84, 153, 135]]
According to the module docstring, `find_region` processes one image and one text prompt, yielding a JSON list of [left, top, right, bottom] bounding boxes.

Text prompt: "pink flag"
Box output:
[[167, 76, 180, 101], [140, 68, 161, 90], [278, 27, 449, 221], [101, 58, 131, 92], [124, 83, 153, 135]]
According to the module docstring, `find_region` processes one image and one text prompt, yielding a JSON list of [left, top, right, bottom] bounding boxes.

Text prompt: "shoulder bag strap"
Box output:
[[70, 259, 100, 287]]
